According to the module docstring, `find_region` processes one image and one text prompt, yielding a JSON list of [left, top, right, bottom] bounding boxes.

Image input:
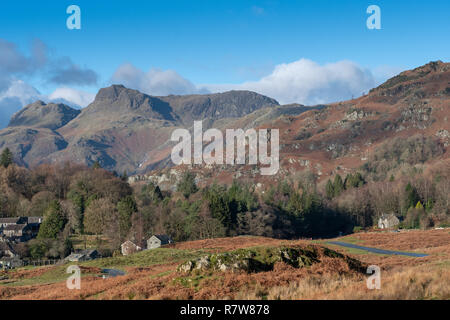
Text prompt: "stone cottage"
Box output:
[[0, 238, 22, 269], [147, 235, 173, 249], [121, 240, 142, 256], [2, 224, 32, 242], [378, 214, 400, 229], [0, 217, 26, 228], [65, 249, 99, 262]]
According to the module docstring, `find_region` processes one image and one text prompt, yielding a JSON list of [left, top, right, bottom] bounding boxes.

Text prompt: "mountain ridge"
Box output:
[[0, 61, 448, 177]]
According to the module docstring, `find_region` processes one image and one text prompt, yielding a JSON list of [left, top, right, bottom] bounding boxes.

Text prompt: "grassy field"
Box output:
[[83, 248, 207, 269]]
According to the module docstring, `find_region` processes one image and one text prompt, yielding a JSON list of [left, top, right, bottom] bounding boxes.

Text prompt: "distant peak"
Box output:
[[30, 100, 47, 106], [372, 60, 449, 93], [95, 84, 129, 101], [411, 60, 448, 73], [8, 100, 80, 130]]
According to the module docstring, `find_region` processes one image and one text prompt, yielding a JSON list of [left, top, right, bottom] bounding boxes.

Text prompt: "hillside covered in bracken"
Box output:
[[1, 230, 449, 300], [134, 61, 449, 186]]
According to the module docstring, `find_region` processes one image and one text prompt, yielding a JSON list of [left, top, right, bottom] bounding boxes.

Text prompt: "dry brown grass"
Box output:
[[237, 263, 449, 300], [171, 236, 287, 252], [338, 229, 450, 252]]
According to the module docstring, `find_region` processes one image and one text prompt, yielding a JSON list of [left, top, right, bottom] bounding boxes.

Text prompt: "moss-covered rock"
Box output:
[[177, 245, 351, 274]]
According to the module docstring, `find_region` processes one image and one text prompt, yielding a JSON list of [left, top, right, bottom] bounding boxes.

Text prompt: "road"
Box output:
[[327, 241, 429, 257]]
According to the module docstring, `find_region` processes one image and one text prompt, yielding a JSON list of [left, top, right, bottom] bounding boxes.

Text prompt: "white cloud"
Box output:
[[0, 81, 95, 129], [0, 57, 388, 129], [111, 59, 379, 105], [205, 59, 377, 105], [0, 80, 41, 128], [1, 80, 41, 105], [0, 38, 99, 128], [48, 87, 95, 108], [111, 63, 208, 96]]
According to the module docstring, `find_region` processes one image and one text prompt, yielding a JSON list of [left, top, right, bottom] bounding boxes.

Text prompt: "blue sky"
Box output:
[[1, 0, 449, 126]]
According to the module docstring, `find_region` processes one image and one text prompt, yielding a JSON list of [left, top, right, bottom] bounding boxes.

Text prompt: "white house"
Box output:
[[378, 214, 400, 229], [147, 235, 173, 249]]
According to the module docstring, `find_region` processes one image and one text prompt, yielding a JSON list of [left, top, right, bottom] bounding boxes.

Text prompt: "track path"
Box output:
[[327, 241, 429, 257]]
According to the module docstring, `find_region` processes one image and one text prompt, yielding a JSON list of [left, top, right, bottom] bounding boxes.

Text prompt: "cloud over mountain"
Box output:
[[0, 80, 41, 128], [111, 63, 208, 96], [48, 87, 95, 108], [1, 36, 385, 130], [112, 59, 378, 105], [0, 38, 98, 127], [206, 59, 376, 105]]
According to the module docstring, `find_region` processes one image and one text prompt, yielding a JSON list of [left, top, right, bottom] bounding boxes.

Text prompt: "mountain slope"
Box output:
[[8, 101, 80, 130], [159, 90, 279, 126], [0, 61, 447, 176], [131, 61, 449, 187], [0, 87, 289, 172]]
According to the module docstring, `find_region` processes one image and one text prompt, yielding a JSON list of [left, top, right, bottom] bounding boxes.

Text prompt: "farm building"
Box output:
[[0, 216, 42, 242], [378, 214, 400, 229], [65, 249, 99, 262], [0, 256, 23, 269], [0, 239, 16, 259], [0, 238, 21, 269], [121, 240, 142, 256], [0, 217, 27, 228], [26, 217, 43, 233], [2, 224, 32, 241], [147, 234, 173, 249]]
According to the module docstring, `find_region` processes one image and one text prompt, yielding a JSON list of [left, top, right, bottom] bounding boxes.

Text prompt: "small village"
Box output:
[[0, 217, 43, 268], [0, 210, 402, 271], [0, 216, 173, 269]]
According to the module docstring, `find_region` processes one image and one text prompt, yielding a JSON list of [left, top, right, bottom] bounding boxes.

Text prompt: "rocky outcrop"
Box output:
[[160, 90, 279, 125], [177, 245, 365, 274]]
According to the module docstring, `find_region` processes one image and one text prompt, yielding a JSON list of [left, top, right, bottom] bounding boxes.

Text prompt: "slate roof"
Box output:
[[0, 217, 22, 224], [122, 240, 140, 247], [3, 224, 27, 231], [27, 217, 43, 224], [0, 240, 16, 257], [65, 249, 98, 261], [153, 234, 172, 243]]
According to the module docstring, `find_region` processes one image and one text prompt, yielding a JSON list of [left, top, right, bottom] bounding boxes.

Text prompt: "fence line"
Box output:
[[23, 259, 62, 267]]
